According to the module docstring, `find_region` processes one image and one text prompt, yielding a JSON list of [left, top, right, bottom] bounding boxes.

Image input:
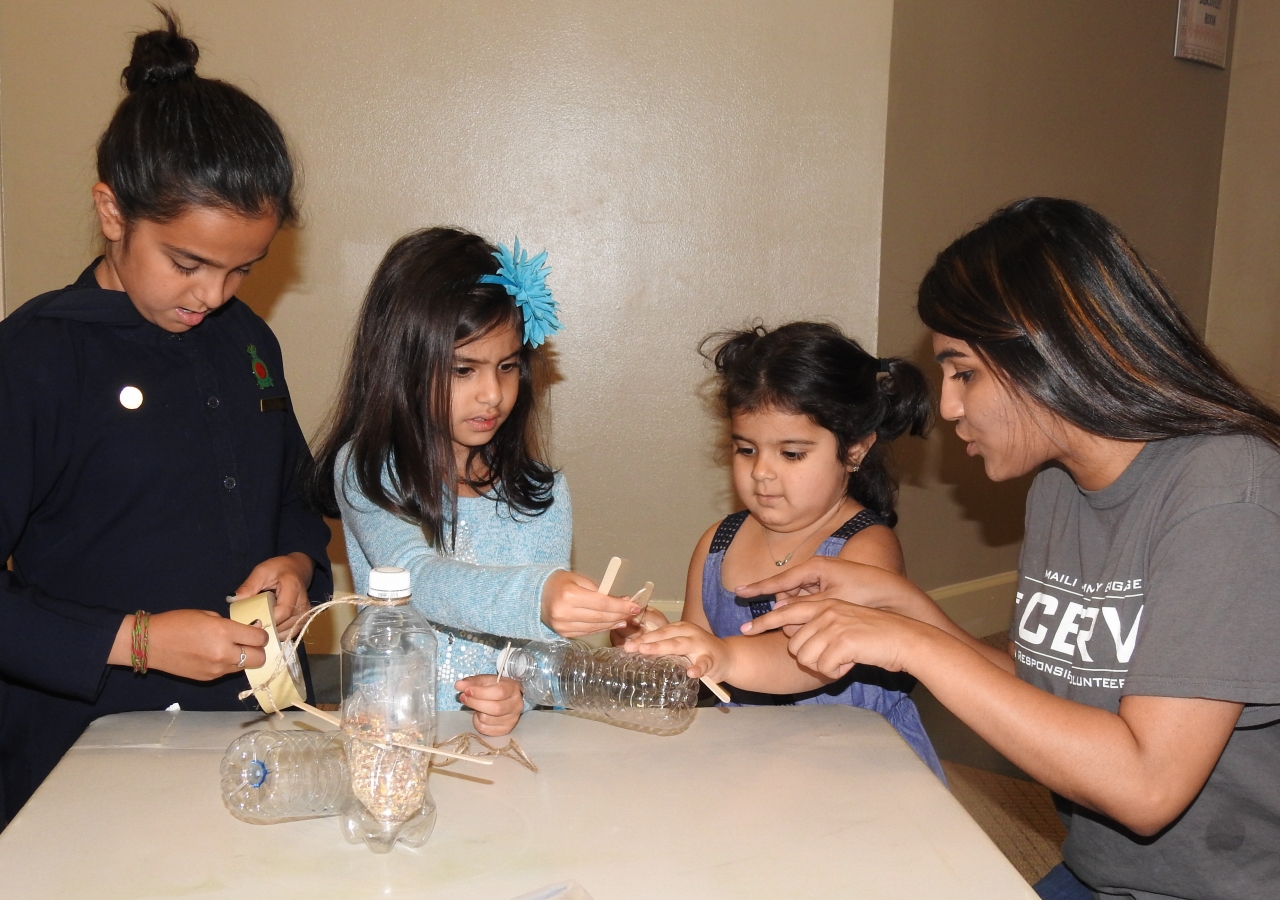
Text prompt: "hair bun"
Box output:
[[122, 10, 199, 92]]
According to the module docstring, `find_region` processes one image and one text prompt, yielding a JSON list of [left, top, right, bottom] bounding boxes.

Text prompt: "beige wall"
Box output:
[[1, 1, 1245, 614], [879, 0, 1233, 591], [1206, 0, 1280, 402], [0, 1, 895, 601]]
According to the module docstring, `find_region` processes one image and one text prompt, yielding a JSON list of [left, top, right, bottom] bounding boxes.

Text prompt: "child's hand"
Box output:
[[624, 621, 732, 683], [541, 569, 640, 639], [456, 675, 524, 736], [609, 606, 669, 646], [230, 552, 316, 637], [111, 609, 270, 680]]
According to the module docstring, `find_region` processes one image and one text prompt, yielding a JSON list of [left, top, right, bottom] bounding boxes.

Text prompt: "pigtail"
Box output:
[[848, 357, 932, 528], [875, 357, 933, 442]]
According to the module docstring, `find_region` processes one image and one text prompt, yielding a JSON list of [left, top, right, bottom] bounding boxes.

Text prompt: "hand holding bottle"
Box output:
[[625, 620, 734, 682]]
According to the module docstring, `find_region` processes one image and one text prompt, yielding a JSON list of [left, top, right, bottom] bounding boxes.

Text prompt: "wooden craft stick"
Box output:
[[598, 556, 625, 596], [701, 676, 732, 703], [382, 738, 493, 765], [631, 581, 653, 609], [294, 700, 341, 727], [292, 701, 492, 766], [494, 640, 512, 685]]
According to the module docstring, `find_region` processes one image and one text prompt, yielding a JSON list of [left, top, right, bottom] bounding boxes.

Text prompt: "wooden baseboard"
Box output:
[[927, 571, 1018, 639]]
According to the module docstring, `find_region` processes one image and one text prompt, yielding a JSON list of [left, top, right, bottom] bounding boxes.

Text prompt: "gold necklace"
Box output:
[[764, 499, 848, 567]]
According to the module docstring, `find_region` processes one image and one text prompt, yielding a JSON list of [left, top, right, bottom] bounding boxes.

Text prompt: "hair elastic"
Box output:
[[878, 358, 892, 374], [478, 238, 563, 347]]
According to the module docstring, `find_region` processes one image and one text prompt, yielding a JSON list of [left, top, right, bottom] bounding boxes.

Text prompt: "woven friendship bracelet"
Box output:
[[131, 610, 150, 674]]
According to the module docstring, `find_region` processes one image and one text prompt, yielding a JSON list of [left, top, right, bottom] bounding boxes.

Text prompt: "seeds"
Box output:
[[344, 716, 429, 823]]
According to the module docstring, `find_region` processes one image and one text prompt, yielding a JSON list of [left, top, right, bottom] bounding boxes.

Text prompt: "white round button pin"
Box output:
[[118, 386, 143, 410]]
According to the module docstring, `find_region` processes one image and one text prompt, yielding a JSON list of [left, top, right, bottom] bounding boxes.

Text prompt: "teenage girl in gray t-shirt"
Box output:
[[730, 198, 1280, 900]]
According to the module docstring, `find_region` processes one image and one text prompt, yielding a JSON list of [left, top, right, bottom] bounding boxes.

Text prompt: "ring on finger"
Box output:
[[236, 647, 248, 669]]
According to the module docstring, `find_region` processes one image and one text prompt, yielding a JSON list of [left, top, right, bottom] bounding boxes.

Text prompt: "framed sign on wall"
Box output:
[[1175, 0, 1233, 68]]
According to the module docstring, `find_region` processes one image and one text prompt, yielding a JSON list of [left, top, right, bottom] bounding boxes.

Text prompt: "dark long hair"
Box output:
[[96, 8, 296, 226], [703, 322, 932, 527], [918, 198, 1280, 446], [309, 228, 555, 547]]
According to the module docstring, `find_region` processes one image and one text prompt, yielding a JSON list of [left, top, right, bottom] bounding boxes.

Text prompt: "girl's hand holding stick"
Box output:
[[540, 569, 640, 638]]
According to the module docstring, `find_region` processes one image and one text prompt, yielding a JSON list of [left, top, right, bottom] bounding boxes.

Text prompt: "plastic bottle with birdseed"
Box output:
[[339, 566, 438, 853], [499, 640, 699, 736]]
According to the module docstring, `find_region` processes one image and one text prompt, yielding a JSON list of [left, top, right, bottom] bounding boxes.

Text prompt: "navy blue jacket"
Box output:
[[0, 262, 332, 818]]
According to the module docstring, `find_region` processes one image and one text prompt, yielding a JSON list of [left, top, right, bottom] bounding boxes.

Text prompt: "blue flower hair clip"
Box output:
[[478, 238, 563, 347]]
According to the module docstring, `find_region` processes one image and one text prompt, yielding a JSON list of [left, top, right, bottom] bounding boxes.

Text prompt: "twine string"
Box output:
[[432, 732, 538, 773], [237, 592, 406, 709], [240, 593, 538, 771]]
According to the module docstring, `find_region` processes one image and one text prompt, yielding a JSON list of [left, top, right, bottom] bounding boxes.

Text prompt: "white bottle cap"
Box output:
[[367, 566, 411, 599]]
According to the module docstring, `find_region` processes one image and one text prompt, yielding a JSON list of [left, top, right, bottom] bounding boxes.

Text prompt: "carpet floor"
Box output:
[[942, 761, 1066, 884], [924, 633, 1066, 886]]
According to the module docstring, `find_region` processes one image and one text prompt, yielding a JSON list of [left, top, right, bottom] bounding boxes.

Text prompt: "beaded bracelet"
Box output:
[[130, 610, 150, 674]]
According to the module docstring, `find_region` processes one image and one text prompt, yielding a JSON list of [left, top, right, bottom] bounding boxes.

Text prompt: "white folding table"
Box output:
[[0, 705, 1037, 899]]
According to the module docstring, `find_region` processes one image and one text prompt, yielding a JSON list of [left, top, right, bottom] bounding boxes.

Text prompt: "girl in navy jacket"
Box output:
[[0, 11, 331, 819]]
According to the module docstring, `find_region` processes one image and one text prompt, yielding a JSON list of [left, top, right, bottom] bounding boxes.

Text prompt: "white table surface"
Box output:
[[0, 706, 1036, 900]]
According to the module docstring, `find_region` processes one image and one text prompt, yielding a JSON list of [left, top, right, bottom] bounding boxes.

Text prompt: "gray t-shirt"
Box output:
[[1013, 434, 1280, 900]]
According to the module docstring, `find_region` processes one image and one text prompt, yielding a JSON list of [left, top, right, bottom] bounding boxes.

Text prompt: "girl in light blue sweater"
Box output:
[[310, 228, 640, 735]]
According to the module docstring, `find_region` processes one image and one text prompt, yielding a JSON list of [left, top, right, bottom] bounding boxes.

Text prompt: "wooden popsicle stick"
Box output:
[[494, 640, 513, 685], [382, 737, 493, 765], [597, 556, 625, 596], [630, 582, 653, 613], [291, 700, 492, 766], [294, 700, 341, 726], [701, 677, 732, 703]]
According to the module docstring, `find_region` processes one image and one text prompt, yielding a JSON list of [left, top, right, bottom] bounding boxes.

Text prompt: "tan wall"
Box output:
[[879, 0, 1233, 591], [0, 1, 895, 603], [1206, 0, 1280, 402]]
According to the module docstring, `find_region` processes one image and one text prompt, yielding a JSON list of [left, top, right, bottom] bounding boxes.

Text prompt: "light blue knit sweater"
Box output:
[[335, 445, 568, 710]]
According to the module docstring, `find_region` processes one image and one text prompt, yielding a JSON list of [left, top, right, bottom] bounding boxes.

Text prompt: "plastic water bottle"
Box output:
[[339, 566, 439, 853], [220, 729, 350, 822], [500, 640, 699, 735]]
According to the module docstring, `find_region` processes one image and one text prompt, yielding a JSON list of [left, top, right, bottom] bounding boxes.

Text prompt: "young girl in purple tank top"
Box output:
[[626, 322, 944, 779]]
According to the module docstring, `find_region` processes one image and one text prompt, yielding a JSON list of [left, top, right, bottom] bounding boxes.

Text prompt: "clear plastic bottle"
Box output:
[[501, 640, 699, 735], [220, 729, 351, 822], [339, 566, 439, 853]]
